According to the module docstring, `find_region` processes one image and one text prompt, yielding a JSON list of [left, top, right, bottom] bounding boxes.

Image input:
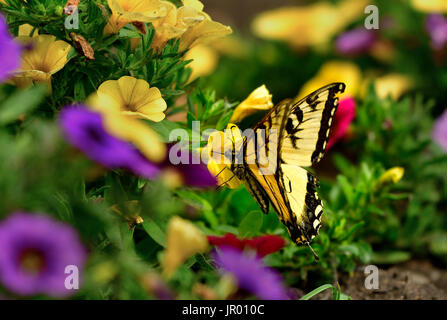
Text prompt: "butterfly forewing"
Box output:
[[256, 82, 346, 167]]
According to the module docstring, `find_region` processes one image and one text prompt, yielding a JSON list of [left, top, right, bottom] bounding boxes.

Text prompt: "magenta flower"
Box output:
[[326, 97, 356, 150], [335, 28, 377, 56], [213, 247, 289, 300], [433, 110, 447, 152], [59, 106, 160, 179], [0, 14, 21, 82], [426, 14, 447, 50], [0, 212, 86, 297]]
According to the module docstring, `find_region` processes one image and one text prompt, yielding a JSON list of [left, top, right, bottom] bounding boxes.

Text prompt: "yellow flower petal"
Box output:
[[179, 19, 232, 51], [230, 85, 273, 123], [87, 93, 166, 163], [371, 74, 413, 100], [163, 216, 208, 277], [182, 0, 204, 12], [184, 44, 219, 81], [375, 167, 405, 190], [411, 0, 447, 12], [202, 124, 244, 189], [104, 0, 168, 34], [252, 0, 368, 48], [18, 24, 37, 37], [298, 61, 362, 98], [97, 76, 167, 122]]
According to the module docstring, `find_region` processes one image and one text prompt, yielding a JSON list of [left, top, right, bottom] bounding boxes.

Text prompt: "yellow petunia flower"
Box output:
[[184, 44, 219, 81], [163, 216, 208, 277], [410, 0, 447, 13], [370, 73, 413, 100], [375, 167, 405, 190], [202, 124, 244, 189], [298, 61, 362, 98], [150, 0, 232, 51], [230, 85, 273, 123], [12, 35, 72, 89], [252, 0, 368, 49], [104, 0, 168, 35], [18, 24, 37, 37], [179, 13, 232, 51], [95, 76, 167, 122], [87, 92, 166, 163]]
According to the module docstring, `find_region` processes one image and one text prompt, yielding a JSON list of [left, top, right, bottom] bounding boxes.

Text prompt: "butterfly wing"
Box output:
[[241, 83, 344, 244], [255, 82, 346, 167], [246, 163, 323, 245]]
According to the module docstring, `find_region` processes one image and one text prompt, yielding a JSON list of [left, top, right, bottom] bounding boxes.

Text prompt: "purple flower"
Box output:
[[213, 247, 289, 300], [0, 14, 21, 82], [433, 110, 447, 152], [162, 144, 217, 188], [426, 14, 447, 50], [59, 106, 160, 179], [336, 28, 377, 55], [0, 212, 86, 297]]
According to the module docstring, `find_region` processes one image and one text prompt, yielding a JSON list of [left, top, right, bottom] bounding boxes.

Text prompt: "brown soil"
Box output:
[[312, 260, 447, 300]]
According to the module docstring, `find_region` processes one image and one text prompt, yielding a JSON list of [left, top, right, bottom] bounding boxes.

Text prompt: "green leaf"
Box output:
[[0, 85, 46, 125], [300, 284, 334, 300], [371, 250, 411, 264], [142, 219, 166, 248], [238, 210, 263, 237]]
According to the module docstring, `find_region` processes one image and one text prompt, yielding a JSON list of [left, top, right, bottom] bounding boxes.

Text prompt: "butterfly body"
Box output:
[[212, 83, 346, 247]]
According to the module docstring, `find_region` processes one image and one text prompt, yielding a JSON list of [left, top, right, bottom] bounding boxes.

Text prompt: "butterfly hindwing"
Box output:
[[246, 163, 322, 244]]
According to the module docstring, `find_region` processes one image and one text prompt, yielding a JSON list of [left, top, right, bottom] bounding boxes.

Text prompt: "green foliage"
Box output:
[[0, 0, 446, 301]]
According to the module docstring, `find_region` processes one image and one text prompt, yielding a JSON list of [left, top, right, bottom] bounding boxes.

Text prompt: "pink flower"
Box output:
[[327, 97, 356, 150]]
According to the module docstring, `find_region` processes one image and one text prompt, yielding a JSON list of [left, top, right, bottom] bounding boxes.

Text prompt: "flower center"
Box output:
[[19, 248, 46, 274], [124, 103, 138, 112], [86, 126, 106, 145]]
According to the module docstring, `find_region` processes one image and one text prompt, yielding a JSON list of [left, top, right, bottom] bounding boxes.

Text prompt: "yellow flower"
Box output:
[[411, 0, 447, 13], [151, 0, 232, 51], [184, 44, 219, 81], [87, 92, 166, 163], [95, 76, 167, 122], [18, 24, 37, 37], [163, 216, 208, 277], [375, 167, 405, 190], [104, 0, 168, 35], [298, 61, 362, 98], [150, 1, 187, 50], [370, 74, 413, 100], [13, 35, 72, 89], [202, 124, 244, 189], [179, 12, 232, 51], [252, 0, 368, 49], [230, 85, 273, 123]]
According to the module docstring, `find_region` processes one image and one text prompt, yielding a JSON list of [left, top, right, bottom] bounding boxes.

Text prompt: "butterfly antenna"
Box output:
[[307, 243, 319, 261]]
